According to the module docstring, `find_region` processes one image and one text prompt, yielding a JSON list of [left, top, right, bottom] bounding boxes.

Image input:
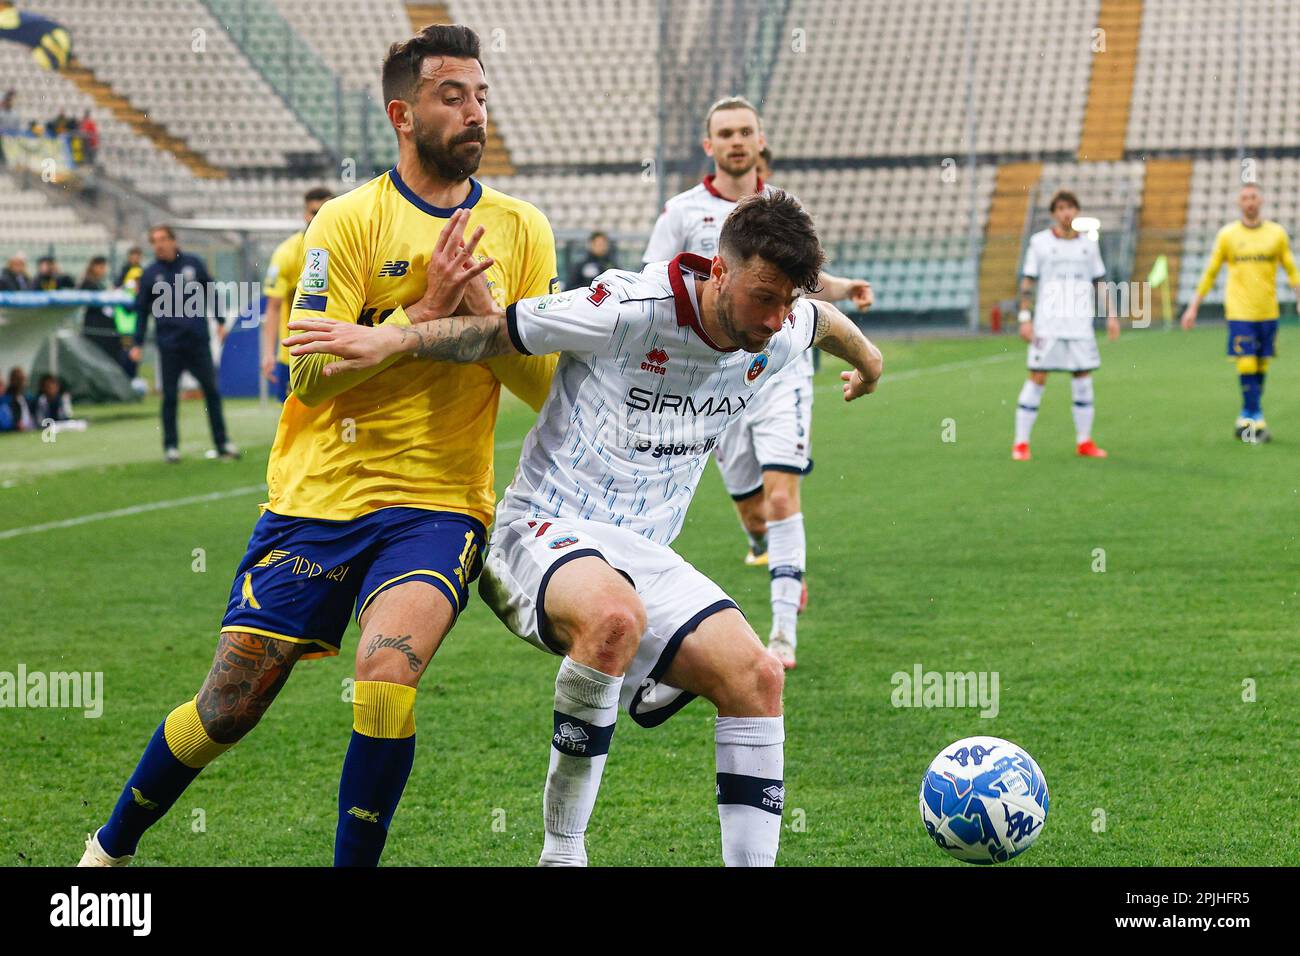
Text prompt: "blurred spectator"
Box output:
[[757, 147, 773, 181], [0, 376, 13, 432], [33, 373, 72, 423], [117, 246, 143, 288], [7, 366, 34, 430], [567, 230, 615, 289], [0, 89, 18, 136], [79, 110, 97, 162], [0, 252, 33, 290], [81, 255, 133, 376], [133, 223, 237, 462], [36, 255, 73, 290]]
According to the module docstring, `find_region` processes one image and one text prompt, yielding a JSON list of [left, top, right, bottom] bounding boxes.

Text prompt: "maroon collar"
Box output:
[[668, 253, 736, 353], [701, 172, 764, 202]]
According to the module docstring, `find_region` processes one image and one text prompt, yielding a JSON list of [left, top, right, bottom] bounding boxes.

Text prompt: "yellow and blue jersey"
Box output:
[[262, 229, 305, 364], [269, 167, 560, 528], [1195, 219, 1300, 320]]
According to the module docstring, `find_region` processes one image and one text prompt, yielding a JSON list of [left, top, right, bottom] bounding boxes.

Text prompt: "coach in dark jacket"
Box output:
[[131, 224, 236, 462]]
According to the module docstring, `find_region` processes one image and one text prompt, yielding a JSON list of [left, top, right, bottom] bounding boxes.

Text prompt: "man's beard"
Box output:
[[715, 150, 756, 178], [716, 291, 765, 352], [413, 121, 485, 181]]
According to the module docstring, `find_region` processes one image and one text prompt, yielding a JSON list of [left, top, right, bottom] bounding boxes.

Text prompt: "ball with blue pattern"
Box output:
[[919, 736, 1049, 864]]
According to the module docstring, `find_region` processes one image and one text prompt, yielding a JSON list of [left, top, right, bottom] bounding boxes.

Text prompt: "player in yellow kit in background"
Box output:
[[1182, 183, 1300, 442], [261, 186, 334, 400], [80, 25, 560, 868]]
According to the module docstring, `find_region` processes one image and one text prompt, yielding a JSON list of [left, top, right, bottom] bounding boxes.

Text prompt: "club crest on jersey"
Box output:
[[641, 348, 669, 375], [746, 352, 770, 384], [587, 282, 611, 307], [549, 535, 580, 550]]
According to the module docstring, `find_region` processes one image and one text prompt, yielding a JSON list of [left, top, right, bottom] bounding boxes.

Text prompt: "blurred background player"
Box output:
[[261, 186, 335, 399], [79, 24, 559, 869], [1181, 183, 1300, 443], [1013, 190, 1120, 461], [643, 95, 872, 668]]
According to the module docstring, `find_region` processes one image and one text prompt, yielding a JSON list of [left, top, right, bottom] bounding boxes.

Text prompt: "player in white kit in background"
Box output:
[[284, 191, 884, 866], [643, 96, 874, 669], [1013, 189, 1121, 461]]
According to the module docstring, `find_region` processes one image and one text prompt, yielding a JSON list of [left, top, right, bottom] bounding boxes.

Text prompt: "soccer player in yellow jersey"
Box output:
[[1182, 183, 1300, 442], [80, 25, 560, 868], [261, 186, 333, 399]]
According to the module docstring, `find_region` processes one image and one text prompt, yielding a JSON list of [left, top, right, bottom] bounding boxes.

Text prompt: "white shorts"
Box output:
[[1027, 335, 1100, 372], [713, 363, 814, 500], [479, 515, 739, 727]]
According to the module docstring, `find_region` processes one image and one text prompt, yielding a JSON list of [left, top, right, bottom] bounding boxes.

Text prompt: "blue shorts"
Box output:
[[272, 362, 290, 401], [1226, 320, 1278, 359], [220, 507, 485, 658]]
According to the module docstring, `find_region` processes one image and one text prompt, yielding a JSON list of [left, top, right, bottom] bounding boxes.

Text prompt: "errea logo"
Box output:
[[641, 348, 669, 375], [554, 721, 590, 752], [762, 785, 785, 811], [378, 260, 409, 277]]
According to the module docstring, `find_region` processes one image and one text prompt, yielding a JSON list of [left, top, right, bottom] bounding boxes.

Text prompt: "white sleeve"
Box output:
[[506, 283, 620, 357], [770, 298, 818, 372], [1090, 239, 1106, 279], [1021, 236, 1040, 279], [642, 205, 681, 263]]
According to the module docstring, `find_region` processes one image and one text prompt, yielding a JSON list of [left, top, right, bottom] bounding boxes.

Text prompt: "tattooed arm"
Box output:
[[810, 299, 883, 401], [285, 311, 518, 377]]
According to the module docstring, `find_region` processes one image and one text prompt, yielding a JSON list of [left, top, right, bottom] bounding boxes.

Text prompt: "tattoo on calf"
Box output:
[[196, 632, 301, 743], [364, 633, 424, 673]]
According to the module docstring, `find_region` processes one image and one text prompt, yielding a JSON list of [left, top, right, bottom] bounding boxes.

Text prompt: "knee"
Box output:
[[571, 596, 645, 674], [765, 486, 798, 519], [717, 648, 785, 716]]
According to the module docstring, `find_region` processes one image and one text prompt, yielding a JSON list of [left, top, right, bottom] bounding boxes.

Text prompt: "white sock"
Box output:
[[1015, 380, 1045, 444], [540, 657, 622, 866], [716, 716, 785, 867], [766, 513, 804, 643], [1071, 375, 1095, 443]]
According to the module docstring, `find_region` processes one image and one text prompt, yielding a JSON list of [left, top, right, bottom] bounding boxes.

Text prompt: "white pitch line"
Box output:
[[0, 484, 268, 541], [813, 350, 1018, 394]]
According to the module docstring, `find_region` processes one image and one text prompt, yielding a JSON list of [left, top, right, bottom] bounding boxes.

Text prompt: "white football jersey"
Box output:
[[1021, 228, 1107, 339], [644, 175, 813, 380], [500, 253, 818, 546]]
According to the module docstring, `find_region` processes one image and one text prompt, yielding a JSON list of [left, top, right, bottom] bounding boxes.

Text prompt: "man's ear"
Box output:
[[387, 99, 412, 134], [701, 135, 715, 159], [711, 255, 727, 286]]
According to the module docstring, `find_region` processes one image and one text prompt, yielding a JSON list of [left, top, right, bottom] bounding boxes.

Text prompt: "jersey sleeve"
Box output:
[[1195, 228, 1229, 299], [770, 298, 818, 372], [642, 205, 681, 263], [1279, 228, 1300, 287], [1021, 236, 1040, 279], [263, 234, 298, 300], [506, 282, 621, 357], [288, 201, 409, 406], [484, 203, 561, 412], [1090, 239, 1106, 280]]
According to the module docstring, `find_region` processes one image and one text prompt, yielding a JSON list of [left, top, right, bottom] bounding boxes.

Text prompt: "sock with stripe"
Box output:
[[98, 698, 233, 858], [334, 680, 417, 867], [767, 513, 805, 643], [716, 715, 785, 866], [1071, 375, 1095, 443], [1015, 380, 1044, 444], [540, 657, 622, 866]]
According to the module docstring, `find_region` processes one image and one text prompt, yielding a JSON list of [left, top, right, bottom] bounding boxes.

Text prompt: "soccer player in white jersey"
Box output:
[[285, 191, 883, 866], [1013, 189, 1120, 461], [644, 95, 873, 669]]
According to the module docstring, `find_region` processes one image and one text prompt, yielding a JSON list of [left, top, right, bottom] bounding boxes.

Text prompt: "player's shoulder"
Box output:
[[478, 182, 552, 233], [591, 262, 675, 305], [662, 182, 710, 211], [272, 229, 304, 260], [307, 175, 381, 235], [1029, 228, 1055, 246]]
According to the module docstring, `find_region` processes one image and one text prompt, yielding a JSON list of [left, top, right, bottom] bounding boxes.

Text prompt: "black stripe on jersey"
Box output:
[[505, 303, 531, 355]]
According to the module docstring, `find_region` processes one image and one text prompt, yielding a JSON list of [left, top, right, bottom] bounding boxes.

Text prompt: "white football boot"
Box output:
[[78, 828, 133, 867]]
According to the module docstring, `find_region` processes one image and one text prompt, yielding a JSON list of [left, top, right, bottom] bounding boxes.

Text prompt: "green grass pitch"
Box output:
[[1, 325, 1296, 866]]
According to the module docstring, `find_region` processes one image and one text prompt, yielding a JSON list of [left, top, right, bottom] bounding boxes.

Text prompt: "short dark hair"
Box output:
[[303, 186, 334, 204], [719, 190, 824, 294], [127, 245, 142, 255], [1049, 189, 1080, 212], [149, 223, 175, 240], [759, 147, 773, 166], [37, 255, 54, 266], [89, 255, 108, 267], [382, 25, 482, 106], [589, 230, 608, 243], [704, 95, 761, 136]]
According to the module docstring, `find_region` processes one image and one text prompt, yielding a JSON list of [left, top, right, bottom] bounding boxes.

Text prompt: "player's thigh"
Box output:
[[352, 508, 488, 685], [355, 580, 455, 685], [662, 608, 783, 717], [714, 415, 763, 501], [542, 553, 645, 674], [196, 630, 308, 742]]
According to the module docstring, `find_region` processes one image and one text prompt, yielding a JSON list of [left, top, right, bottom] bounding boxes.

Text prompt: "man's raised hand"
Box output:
[[409, 208, 495, 323]]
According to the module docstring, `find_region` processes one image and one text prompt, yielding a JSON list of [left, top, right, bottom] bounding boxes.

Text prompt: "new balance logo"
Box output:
[[347, 806, 379, 823], [641, 348, 669, 375], [762, 785, 785, 811], [378, 260, 409, 277], [554, 721, 590, 752]]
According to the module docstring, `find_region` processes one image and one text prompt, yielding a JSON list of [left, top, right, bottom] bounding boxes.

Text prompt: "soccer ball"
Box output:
[[919, 735, 1049, 864]]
